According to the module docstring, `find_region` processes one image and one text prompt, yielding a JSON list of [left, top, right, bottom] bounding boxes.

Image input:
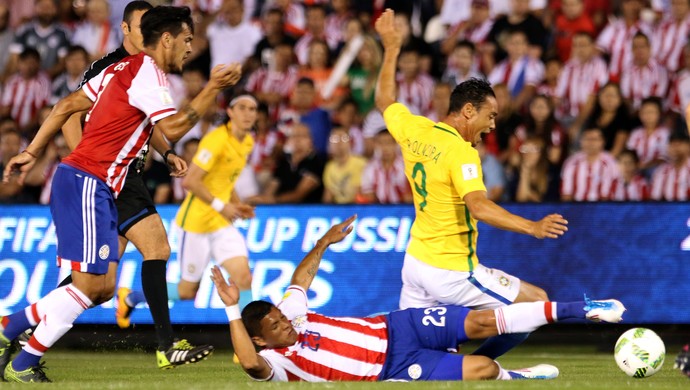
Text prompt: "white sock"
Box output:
[[24, 285, 92, 356], [494, 302, 554, 335], [495, 362, 513, 380]]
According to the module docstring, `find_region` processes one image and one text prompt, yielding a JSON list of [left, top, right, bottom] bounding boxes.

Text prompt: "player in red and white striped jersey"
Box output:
[[596, 0, 653, 82], [555, 32, 608, 121], [653, 0, 690, 73], [619, 33, 669, 110], [626, 97, 670, 169], [650, 132, 690, 201], [561, 127, 619, 201], [610, 149, 649, 201], [211, 215, 626, 382]]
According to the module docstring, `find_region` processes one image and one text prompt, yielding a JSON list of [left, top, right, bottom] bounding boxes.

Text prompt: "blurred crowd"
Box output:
[[1, 0, 690, 205]]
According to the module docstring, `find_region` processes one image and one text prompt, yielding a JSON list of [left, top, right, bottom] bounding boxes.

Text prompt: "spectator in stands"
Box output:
[[512, 94, 568, 169], [51, 45, 89, 104], [546, 0, 611, 32], [249, 122, 326, 204], [585, 82, 633, 158], [294, 4, 337, 65], [439, 0, 493, 75], [610, 148, 649, 201], [298, 39, 344, 110], [483, 83, 522, 163], [246, 41, 299, 120], [24, 133, 69, 204], [251, 8, 297, 71], [653, 0, 690, 73], [477, 140, 506, 202], [279, 77, 331, 155], [267, 0, 306, 37], [322, 127, 367, 204], [332, 98, 365, 156], [249, 104, 284, 194], [358, 129, 411, 204], [552, 0, 596, 62], [6, 0, 70, 78], [0, 4, 14, 80], [555, 31, 608, 141], [514, 135, 559, 202], [171, 67, 217, 156], [442, 40, 483, 87], [396, 47, 435, 115], [596, 0, 651, 82], [325, 0, 353, 45], [485, 0, 547, 65], [536, 56, 562, 100], [488, 29, 544, 111], [71, 0, 118, 62], [345, 35, 381, 116], [426, 82, 452, 123], [626, 97, 670, 173], [207, 0, 262, 70], [561, 127, 619, 201], [0, 48, 51, 133], [394, 12, 433, 74], [620, 32, 668, 111], [0, 129, 32, 203], [650, 131, 690, 201]]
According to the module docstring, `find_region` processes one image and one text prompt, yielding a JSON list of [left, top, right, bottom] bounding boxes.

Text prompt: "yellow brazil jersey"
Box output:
[[383, 103, 486, 271], [175, 123, 254, 233]]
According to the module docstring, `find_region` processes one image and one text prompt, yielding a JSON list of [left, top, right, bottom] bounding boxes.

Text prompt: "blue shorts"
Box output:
[[50, 163, 119, 274], [379, 305, 471, 381]]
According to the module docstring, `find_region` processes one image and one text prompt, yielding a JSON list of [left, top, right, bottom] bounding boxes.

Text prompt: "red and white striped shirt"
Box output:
[[395, 73, 435, 115], [257, 286, 388, 382], [360, 157, 411, 204], [555, 56, 608, 118], [294, 32, 339, 65], [62, 53, 177, 197], [610, 174, 649, 201], [596, 19, 653, 81], [246, 66, 299, 120], [448, 18, 494, 44], [668, 69, 690, 113], [488, 56, 544, 97], [619, 60, 669, 110], [626, 126, 670, 165], [249, 130, 285, 171], [653, 15, 690, 73], [561, 151, 619, 201], [325, 13, 351, 45], [650, 160, 690, 200], [1, 72, 51, 128]]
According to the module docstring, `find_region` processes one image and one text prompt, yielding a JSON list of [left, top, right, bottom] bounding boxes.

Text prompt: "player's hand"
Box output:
[[209, 62, 242, 90], [531, 213, 568, 239], [318, 215, 356, 246], [375, 9, 402, 51], [210, 265, 240, 307], [166, 153, 188, 177], [220, 202, 254, 221], [2, 151, 38, 185]]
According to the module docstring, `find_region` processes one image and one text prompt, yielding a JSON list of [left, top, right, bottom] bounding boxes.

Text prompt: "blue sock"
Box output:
[[238, 290, 253, 310], [556, 301, 586, 319], [12, 349, 41, 371], [472, 332, 530, 359], [166, 283, 180, 302], [126, 290, 147, 307], [2, 310, 33, 341]]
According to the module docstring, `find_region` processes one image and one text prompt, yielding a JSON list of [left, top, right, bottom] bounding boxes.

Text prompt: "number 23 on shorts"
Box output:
[[422, 307, 447, 327]]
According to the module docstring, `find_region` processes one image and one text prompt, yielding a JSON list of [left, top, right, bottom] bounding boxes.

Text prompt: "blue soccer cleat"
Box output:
[[584, 295, 626, 323]]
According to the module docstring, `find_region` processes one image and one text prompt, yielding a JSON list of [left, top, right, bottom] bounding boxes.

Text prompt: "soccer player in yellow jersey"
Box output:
[[374, 10, 569, 359], [117, 94, 257, 323]]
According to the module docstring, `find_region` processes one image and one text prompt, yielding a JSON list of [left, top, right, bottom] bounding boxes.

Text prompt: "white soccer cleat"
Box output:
[[584, 297, 626, 323], [510, 364, 560, 379]]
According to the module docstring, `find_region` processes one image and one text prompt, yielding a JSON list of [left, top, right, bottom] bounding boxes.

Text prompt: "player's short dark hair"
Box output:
[[448, 78, 495, 115], [141, 6, 194, 48], [242, 301, 276, 338], [19, 48, 41, 62], [123, 0, 153, 24]]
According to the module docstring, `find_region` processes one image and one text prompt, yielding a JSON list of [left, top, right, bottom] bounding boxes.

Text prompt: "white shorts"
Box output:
[[176, 224, 249, 283], [399, 252, 521, 310]]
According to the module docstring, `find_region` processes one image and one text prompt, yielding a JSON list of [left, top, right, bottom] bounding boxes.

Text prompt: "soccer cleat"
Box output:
[[156, 339, 214, 369], [115, 287, 134, 329], [584, 295, 626, 323], [0, 318, 12, 381], [675, 344, 690, 378], [509, 364, 560, 379], [4, 361, 52, 383]]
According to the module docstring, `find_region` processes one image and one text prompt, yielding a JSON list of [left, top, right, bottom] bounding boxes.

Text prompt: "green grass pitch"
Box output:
[[1, 345, 687, 389]]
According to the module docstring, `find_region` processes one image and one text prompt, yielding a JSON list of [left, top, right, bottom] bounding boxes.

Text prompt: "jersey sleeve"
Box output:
[[276, 285, 308, 321], [192, 131, 223, 172], [254, 351, 288, 381], [127, 60, 178, 124], [447, 144, 486, 199], [383, 102, 415, 142], [83, 66, 109, 102]]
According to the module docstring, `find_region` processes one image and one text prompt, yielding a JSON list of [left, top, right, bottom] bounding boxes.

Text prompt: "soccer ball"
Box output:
[[614, 328, 665, 378]]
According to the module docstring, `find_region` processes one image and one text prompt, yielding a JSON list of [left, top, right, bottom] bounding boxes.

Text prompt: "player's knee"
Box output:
[[464, 356, 499, 380], [477, 359, 499, 380], [533, 287, 549, 302], [143, 240, 171, 260]]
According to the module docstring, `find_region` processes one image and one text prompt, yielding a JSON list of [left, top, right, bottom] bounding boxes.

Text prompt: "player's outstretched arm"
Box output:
[[156, 63, 242, 142], [290, 216, 356, 291], [464, 191, 568, 239], [374, 9, 402, 113], [210, 266, 272, 379]]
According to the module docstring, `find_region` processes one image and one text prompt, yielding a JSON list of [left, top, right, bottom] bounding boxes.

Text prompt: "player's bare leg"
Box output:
[[513, 281, 549, 303]]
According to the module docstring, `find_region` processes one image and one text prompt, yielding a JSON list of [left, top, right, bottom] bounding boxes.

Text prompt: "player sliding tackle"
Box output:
[[211, 216, 627, 382]]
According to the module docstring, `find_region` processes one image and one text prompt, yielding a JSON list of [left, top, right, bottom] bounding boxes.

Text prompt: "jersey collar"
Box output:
[[433, 122, 460, 139]]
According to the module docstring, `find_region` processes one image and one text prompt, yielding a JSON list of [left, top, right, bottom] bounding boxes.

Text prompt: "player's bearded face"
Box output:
[[170, 24, 193, 72]]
